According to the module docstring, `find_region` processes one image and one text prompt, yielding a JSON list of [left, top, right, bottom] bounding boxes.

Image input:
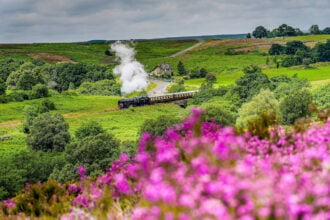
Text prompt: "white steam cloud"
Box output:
[[111, 41, 149, 94]]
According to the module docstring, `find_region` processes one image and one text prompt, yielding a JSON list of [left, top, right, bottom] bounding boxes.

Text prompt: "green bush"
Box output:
[[52, 133, 121, 182], [27, 113, 70, 152], [202, 105, 237, 126], [77, 79, 121, 96], [139, 115, 181, 137], [236, 89, 279, 129], [31, 84, 49, 99], [279, 89, 312, 125], [75, 121, 105, 139], [0, 79, 6, 95], [40, 99, 56, 111], [312, 83, 330, 110]]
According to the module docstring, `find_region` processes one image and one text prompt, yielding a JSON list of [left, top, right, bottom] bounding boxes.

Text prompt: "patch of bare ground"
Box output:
[[191, 38, 286, 54], [28, 53, 75, 64], [0, 120, 21, 128]]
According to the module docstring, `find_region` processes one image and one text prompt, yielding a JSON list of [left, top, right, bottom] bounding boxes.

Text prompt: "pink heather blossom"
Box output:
[[56, 109, 330, 219], [77, 166, 86, 178], [2, 200, 15, 209]]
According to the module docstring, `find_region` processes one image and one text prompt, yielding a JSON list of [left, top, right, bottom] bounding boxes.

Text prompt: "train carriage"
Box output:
[[118, 91, 197, 109]]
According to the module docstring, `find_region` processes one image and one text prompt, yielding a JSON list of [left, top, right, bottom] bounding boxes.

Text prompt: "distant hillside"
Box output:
[[88, 33, 247, 43]]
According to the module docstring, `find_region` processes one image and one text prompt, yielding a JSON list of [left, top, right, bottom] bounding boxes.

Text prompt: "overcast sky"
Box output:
[[0, 0, 329, 43]]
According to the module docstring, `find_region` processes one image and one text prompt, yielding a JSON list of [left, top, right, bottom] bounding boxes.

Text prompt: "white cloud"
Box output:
[[0, 0, 329, 43]]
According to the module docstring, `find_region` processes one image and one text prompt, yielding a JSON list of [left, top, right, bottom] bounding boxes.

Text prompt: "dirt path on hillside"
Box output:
[[169, 40, 204, 58], [148, 79, 170, 96]]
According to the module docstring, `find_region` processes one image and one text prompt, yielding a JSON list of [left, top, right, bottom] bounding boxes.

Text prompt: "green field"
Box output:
[[0, 95, 188, 160]]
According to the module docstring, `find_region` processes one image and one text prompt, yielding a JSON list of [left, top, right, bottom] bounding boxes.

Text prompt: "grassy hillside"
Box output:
[[1, 34, 330, 163], [0, 95, 188, 161]]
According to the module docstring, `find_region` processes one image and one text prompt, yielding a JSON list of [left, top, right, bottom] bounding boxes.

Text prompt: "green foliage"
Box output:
[[202, 105, 237, 126], [0, 78, 6, 95], [323, 27, 330, 34], [271, 24, 302, 37], [77, 79, 121, 96], [274, 77, 310, 99], [269, 44, 285, 55], [205, 73, 217, 83], [236, 89, 279, 129], [312, 83, 330, 110], [191, 82, 228, 105], [52, 133, 121, 182], [177, 61, 187, 76], [27, 113, 70, 152], [314, 40, 330, 62], [75, 121, 105, 139], [279, 89, 312, 125], [0, 161, 25, 200], [168, 83, 185, 93], [234, 65, 270, 102], [309, 25, 321, 35], [40, 99, 56, 111], [189, 67, 208, 79], [252, 26, 268, 38], [0, 59, 24, 82], [6, 62, 46, 90], [31, 84, 49, 99], [285, 41, 309, 55], [139, 115, 181, 137]]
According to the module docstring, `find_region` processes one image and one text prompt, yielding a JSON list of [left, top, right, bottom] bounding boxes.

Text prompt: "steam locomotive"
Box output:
[[118, 91, 198, 109]]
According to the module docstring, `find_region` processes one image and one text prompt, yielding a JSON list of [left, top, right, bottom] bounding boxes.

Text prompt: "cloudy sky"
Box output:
[[0, 0, 329, 43]]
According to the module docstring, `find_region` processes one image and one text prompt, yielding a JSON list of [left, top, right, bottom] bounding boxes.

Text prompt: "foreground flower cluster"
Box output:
[[2, 109, 330, 219]]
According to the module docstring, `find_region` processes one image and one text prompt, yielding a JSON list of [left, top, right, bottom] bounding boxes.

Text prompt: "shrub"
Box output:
[[52, 133, 121, 182], [77, 80, 121, 96], [234, 65, 270, 101], [27, 113, 70, 152], [202, 105, 237, 126], [177, 61, 187, 76], [0, 79, 6, 95], [279, 89, 312, 125], [312, 83, 330, 110], [268, 44, 284, 55], [236, 89, 279, 130], [40, 99, 56, 111], [31, 84, 49, 99], [168, 83, 185, 93], [205, 73, 216, 83], [75, 121, 105, 140], [139, 115, 181, 137]]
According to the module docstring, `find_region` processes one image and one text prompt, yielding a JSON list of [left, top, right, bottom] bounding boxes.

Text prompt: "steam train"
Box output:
[[118, 91, 198, 109]]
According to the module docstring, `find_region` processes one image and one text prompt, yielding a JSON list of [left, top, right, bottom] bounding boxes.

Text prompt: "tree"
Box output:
[[269, 44, 285, 55], [6, 63, 46, 90], [27, 113, 70, 152], [236, 89, 279, 129], [246, 33, 252, 39], [309, 25, 321, 34], [77, 80, 121, 96], [75, 121, 105, 140], [312, 83, 330, 110], [205, 73, 217, 83], [177, 61, 187, 76], [284, 41, 309, 55], [31, 84, 49, 99], [252, 26, 268, 39], [234, 65, 270, 101], [202, 105, 237, 127], [199, 68, 208, 78], [279, 89, 312, 125], [139, 115, 181, 137], [0, 78, 6, 95], [314, 40, 330, 62], [322, 27, 330, 34], [64, 133, 121, 177]]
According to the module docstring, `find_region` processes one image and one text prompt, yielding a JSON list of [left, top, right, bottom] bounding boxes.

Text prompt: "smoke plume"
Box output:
[[111, 41, 149, 94]]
